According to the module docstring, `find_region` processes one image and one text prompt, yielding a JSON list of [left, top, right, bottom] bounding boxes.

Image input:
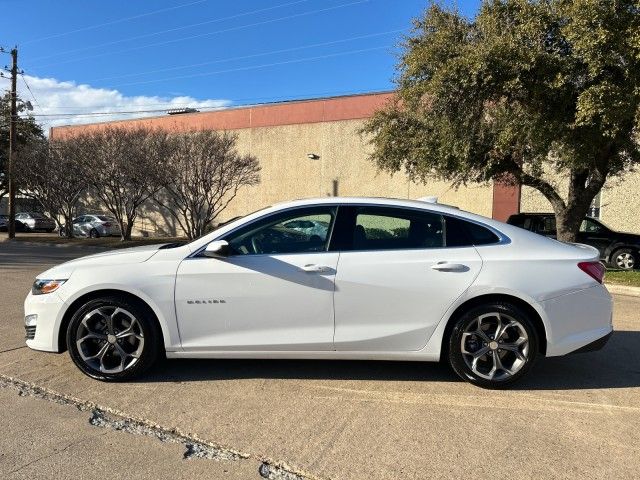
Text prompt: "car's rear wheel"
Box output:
[[66, 296, 161, 381], [448, 303, 538, 388], [611, 248, 636, 270]]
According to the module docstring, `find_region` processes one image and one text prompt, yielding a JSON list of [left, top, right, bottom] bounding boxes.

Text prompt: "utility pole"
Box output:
[[7, 47, 17, 239]]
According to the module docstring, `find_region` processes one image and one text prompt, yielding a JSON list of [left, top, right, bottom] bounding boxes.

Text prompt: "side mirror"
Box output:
[[203, 240, 229, 258]]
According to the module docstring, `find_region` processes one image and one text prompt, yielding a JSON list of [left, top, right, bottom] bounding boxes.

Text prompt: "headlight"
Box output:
[[32, 279, 67, 295]]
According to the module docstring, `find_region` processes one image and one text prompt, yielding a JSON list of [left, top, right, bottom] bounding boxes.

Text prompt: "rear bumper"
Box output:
[[542, 284, 613, 357], [569, 330, 613, 354]]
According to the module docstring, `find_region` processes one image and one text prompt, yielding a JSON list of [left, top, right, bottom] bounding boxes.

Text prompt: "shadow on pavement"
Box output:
[[139, 330, 640, 390]]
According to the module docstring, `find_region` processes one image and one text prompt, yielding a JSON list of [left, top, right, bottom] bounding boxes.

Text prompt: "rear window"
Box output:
[[96, 215, 115, 221], [445, 216, 501, 247]]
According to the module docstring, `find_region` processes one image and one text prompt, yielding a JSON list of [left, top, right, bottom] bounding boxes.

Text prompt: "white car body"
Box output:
[[24, 197, 613, 380]]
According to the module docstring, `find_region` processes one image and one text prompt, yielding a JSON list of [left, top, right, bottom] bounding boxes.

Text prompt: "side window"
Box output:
[[351, 207, 444, 250], [224, 207, 336, 255], [580, 219, 603, 233], [537, 217, 557, 235], [444, 216, 501, 247]]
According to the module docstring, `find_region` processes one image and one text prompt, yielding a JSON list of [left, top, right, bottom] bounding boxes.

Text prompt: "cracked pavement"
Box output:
[[1, 242, 639, 479]]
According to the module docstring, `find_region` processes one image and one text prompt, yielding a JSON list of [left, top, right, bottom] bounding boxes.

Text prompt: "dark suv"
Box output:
[[507, 213, 640, 270]]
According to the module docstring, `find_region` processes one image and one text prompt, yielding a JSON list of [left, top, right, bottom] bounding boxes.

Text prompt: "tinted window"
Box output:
[[349, 207, 444, 250], [580, 219, 604, 233], [97, 215, 115, 222], [224, 207, 336, 255], [444, 216, 500, 247], [537, 217, 556, 235]]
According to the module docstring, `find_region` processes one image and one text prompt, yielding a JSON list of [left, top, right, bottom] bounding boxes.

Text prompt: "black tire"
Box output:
[[89, 228, 100, 238], [610, 248, 636, 270], [66, 295, 161, 381], [448, 302, 539, 389]]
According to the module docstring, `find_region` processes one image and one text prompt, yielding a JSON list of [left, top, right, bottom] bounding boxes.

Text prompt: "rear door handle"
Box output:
[[301, 264, 331, 273], [431, 262, 468, 272]]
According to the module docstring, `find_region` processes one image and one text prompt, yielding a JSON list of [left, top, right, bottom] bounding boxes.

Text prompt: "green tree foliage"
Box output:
[[362, 0, 640, 241], [0, 93, 45, 199]]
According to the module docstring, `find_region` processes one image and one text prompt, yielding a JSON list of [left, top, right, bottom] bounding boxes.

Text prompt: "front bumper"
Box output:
[[24, 291, 66, 352]]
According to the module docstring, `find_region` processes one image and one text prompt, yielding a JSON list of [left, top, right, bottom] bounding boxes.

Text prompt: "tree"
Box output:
[[80, 127, 174, 240], [16, 137, 90, 237], [1, 93, 45, 200], [362, 0, 640, 242], [160, 131, 260, 240]]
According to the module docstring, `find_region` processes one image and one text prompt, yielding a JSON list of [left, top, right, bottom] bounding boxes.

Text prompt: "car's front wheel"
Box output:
[[89, 228, 100, 238], [448, 302, 538, 388], [66, 296, 161, 381]]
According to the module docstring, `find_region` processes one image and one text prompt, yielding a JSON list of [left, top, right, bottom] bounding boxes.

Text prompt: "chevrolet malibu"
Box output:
[[24, 197, 613, 388]]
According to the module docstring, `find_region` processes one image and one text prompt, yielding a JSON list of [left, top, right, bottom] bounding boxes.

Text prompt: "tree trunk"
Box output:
[[122, 220, 135, 241], [63, 213, 74, 238]]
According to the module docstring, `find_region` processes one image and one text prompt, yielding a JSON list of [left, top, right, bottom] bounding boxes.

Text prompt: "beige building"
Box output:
[[50, 92, 501, 236], [50, 91, 639, 236]]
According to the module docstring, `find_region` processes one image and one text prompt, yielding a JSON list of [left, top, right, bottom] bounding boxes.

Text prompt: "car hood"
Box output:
[[36, 244, 164, 279]]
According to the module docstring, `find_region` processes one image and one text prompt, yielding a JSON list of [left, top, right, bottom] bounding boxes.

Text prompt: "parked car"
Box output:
[[15, 212, 56, 233], [60, 215, 121, 238], [507, 212, 640, 270], [0, 214, 7, 232], [24, 197, 612, 388]]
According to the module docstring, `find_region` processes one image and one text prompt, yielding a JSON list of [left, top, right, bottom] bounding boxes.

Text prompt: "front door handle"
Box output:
[[301, 264, 331, 273], [431, 262, 469, 272]]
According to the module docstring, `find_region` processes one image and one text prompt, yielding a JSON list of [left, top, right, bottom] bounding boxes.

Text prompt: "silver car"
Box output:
[[15, 212, 56, 232], [63, 215, 121, 238]]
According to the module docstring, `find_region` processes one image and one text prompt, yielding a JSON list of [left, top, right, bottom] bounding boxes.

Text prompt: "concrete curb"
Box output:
[[606, 283, 640, 297]]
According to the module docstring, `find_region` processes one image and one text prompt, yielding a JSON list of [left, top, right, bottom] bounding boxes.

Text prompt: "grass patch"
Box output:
[[605, 270, 640, 287]]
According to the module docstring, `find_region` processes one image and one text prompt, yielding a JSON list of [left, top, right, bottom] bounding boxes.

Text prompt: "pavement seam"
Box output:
[[0, 346, 27, 354], [0, 373, 330, 480]]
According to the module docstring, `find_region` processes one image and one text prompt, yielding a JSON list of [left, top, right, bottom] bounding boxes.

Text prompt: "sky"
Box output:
[[1, 0, 480, 131]]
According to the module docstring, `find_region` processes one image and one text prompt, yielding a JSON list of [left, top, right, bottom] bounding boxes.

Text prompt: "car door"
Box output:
[[175, 206, 339, 351], [72, 216, 86, 236], [576, 218, 610, 258], [332, 206, 483, 351]]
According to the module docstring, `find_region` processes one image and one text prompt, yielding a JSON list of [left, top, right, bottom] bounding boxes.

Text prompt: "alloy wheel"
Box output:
[[76, 306, 144, 374], [460, 312, 529, 381], [615, 252, 635, 270]]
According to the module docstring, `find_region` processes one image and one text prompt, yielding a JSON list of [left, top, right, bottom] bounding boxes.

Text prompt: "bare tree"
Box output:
[[160, 131, 260, 240], [80, 127, 174, 240], [16, 137, 90, 237]]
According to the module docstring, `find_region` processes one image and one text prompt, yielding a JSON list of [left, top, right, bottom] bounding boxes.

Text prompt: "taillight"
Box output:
[[103, 222, 111, 227], [578, 261, 605, 284]]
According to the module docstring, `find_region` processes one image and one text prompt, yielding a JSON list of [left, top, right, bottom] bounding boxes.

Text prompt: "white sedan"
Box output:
[[24, 197, 613, 388]]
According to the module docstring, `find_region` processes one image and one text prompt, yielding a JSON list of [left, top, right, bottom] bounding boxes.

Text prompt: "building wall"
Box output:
[[521, 171, 640, 233], [50, 93, 500, 237]]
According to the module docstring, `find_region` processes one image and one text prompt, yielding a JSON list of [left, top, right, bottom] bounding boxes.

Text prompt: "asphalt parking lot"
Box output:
[[1, 242, 639, 479]]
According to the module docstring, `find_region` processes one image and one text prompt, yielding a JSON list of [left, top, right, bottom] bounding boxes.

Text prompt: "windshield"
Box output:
[[30, 213, 46, 219]]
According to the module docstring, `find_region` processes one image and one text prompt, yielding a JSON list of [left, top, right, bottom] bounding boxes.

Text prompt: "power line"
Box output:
[[28, 0, 312, 63], [22, 0, 209, 45], [29, 0, 371, 70], [24, 45, 390, 111], [20, 73, 42, 111], [84, 28, 404, 84], [112, 44, 392, 88]]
